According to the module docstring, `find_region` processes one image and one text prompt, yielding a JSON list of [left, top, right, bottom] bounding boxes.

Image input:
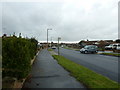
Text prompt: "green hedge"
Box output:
[[2, 36, 38, 79]]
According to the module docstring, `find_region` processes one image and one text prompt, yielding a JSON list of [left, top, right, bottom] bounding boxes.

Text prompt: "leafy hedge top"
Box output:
[[2, 36, 38, 79]]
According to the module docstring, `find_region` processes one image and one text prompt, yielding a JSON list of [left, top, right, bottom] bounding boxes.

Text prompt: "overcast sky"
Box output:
[[1, 0, 119, 43]]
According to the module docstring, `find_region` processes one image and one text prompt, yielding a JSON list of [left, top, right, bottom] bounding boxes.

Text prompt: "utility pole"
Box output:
[[58, 37, 61, 55]]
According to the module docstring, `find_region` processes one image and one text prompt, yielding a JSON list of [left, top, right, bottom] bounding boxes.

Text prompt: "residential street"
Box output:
[[54, 48, 119, 83], [3, 1, 119, 89], [23, 49, 86, 88]]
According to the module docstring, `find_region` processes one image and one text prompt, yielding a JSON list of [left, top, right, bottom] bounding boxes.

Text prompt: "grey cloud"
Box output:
[[2, 0, 118, 42]]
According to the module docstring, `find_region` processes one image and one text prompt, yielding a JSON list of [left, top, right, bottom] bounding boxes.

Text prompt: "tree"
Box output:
[[19, 33, 22, 38], [2, 34, 7, 38], [98, 40, 106, 51], [115, 39, 120, 43], [78, 40, 86, 48]]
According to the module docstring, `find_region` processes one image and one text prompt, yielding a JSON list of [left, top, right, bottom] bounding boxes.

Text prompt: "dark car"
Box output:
[[80, 45, 98, 54]]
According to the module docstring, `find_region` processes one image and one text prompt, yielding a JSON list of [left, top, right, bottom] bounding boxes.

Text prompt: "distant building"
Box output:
[[79, 40, 115, 48]]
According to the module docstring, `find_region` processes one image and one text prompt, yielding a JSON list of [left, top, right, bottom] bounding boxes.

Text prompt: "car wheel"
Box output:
[[94, 50, 98, 53], [84, 50, 88, 54], [91, 52, 93, 54]]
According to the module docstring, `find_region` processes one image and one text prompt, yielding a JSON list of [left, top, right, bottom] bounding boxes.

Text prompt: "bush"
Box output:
[[2, 36, 38, 79]]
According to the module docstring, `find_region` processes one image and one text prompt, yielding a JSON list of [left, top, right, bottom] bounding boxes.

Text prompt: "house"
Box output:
[[79, 40, 115, 48]]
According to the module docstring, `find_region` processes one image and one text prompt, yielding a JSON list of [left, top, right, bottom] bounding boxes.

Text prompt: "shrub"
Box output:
[[2, 36, 38, 79]]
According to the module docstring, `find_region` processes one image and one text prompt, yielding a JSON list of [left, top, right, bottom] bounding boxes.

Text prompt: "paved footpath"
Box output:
[[23, 49, 86, 88]]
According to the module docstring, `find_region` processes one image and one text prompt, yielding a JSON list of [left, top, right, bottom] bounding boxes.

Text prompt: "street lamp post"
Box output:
[[47, 28, 52, 49], [50, 37, 53, 47], [58, 37, 61, 55]]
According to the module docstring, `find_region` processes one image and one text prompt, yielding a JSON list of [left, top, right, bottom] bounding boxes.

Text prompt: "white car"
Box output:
[[116, 45, 120, 50], [51, 46, 57, 49], [105, 43, 120, 50], [105, 44, 114, 50]]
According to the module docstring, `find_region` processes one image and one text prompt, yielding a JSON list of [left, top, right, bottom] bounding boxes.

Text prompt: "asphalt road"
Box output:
[[54, 48, 119, 83]]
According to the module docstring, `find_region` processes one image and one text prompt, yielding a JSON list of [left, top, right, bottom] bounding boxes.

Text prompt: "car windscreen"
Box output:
[[84, 45, 97, 49], [84, 46, 89, 49]]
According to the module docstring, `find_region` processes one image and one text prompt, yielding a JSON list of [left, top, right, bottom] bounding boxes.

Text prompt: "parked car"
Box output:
[[116, 44, 120, 50], [105, 44, 114, 50], [80, 45, 98, 54], [51, 46, 57, 49], [116, 46, 120, 50], [105, 43, 120, 50]]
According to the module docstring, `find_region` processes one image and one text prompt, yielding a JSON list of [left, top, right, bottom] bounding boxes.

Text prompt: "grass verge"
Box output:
[[48, 49, 53, 51], [100, 53, 120, 57], [52, 55, 120, 88]]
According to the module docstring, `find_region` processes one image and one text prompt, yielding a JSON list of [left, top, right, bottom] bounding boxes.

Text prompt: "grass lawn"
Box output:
[[52, 55, 120, 88], [100, 53, 120, 57], [64, 47, 79, 51]]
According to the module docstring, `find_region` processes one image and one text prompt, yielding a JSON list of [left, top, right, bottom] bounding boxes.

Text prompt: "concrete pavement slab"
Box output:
[[23, 49, 86, 88]]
